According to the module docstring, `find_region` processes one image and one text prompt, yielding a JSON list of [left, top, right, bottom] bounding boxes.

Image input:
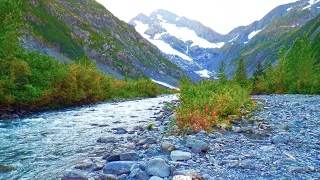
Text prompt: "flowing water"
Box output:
[[0, 95, 177, 180]]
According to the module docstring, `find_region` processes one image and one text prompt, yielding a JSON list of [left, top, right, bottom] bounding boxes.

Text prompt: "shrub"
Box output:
[[176, 78, 253, 132]]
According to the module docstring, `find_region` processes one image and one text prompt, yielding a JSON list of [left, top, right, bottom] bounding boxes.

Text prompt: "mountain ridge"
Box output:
[[129, 0, 320, 79]]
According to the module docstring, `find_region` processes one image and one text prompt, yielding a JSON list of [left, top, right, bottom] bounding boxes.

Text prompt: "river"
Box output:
[[0, 95, 177, 180]]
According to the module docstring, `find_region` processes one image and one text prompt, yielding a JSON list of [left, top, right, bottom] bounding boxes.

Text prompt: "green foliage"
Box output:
[[176, 78, 253, 132], [233, 59, 248, 87], [0, 0, 163, 113], [251, 36, 320, 94], [217, 60, 227, 83]]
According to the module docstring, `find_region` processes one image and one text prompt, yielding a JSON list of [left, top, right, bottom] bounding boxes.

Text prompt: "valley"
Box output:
[[0, 0, 319, 179]]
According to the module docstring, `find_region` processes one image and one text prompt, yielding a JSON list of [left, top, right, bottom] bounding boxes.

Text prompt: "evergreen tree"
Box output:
[[253, 61, 265, 80], [233, 59, 248, 87], [217, 60, 227, 83]]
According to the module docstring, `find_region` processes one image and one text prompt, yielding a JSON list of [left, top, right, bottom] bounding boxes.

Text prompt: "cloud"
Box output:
[[96, 0, 298, 34]]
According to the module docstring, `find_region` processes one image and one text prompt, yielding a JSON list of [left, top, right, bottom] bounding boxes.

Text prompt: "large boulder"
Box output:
[[145, 158, 170, 178]]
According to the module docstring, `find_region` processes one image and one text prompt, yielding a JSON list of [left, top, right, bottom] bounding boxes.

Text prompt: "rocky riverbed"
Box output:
[[59, 94, 320, 180]]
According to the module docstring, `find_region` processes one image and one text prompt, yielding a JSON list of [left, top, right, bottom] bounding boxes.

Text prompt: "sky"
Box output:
[[96, 0, 299, 34]]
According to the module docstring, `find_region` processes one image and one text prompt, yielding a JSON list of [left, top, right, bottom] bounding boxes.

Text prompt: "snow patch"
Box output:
[[159, 22, 225, 49], [175, 17, 180, 21], [302, 0, 320, 10], [248, 29, 262, 40], [150, 79, 180, 90], [157, 14, 166, 22], [244, 41, 248, 44], [287, 7, 292, 11], [134, 21, 192, 61], [228, 34, 239, 42], [194, 69, 212, 78]]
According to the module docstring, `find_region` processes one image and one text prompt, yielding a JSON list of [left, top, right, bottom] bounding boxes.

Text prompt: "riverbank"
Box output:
[[60, 94, 320, 180]]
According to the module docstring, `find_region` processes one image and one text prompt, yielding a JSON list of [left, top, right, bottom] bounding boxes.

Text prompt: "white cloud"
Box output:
[[96, 0, 298, 34]]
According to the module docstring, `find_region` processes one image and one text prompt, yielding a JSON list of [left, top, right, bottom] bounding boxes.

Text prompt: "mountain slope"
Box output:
[[130, 0, 320, 79], [221, 0, 320, 76], [21, 0, 183, 86]]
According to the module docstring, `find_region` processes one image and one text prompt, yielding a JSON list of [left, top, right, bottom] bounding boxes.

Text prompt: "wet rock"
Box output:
[[106, 155, 121, 162], [161, 142, 177, 152], [103, 161, 135, 175], [119, 152, 139, 161], [74, 159, 93, 170], [271, 135, 288, 144], [94, 174, 118, 180], [149, 176, 164, 180], [173, 175, 192, 180], [145, 158, 170, 178], [170, 150, 192, 161], [97, 137, 118, 143], [0, 164, 16, 172], [61, 171, 88, 180], [112, 128, 128, 134], [186, 138, 208, 152], [287, 166, 307, 173]]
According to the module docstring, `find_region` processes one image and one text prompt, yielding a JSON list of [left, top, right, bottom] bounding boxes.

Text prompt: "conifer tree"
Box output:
[[253, 61, 265, 80], [217, 60, 227, 83], [233, 59, 248, 87]]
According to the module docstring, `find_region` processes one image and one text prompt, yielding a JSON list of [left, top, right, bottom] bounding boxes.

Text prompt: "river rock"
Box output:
[[0, 164, 16, 172], [120, 152, 139, 161], [112, 128, 128, 134], [137, 137, 157, 145], [97, 137, 117, 143], [287, 166, 307, 173], [161, 142, 176, 152], [173, 175, 192, 180], [185, 138, 208, 152], [74, 159, 93, 170], [105, 155, 120, 162], [61, 171, 88, 180], [271, 135, 288, 144], [129, 169, 149, 180], [173, 170, 201, 179], [170, 150, 192, 161], [149, 176, 164, 180], [94, 174, 118, 180], [103, 161, 135, 175], [145, 158, 170, 178]]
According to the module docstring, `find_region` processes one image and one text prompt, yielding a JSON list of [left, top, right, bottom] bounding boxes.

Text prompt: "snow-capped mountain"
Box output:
[[129, 9, 225, 79], [130, 0, 320, 79]]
